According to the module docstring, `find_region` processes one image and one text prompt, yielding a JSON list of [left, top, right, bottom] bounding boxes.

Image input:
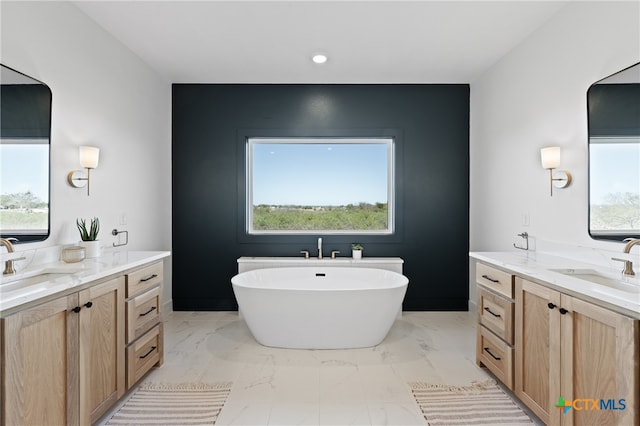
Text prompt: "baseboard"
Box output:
[[163, 299, 173, 315]]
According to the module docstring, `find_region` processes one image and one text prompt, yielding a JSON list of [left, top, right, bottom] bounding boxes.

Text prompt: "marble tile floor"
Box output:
[[99, 311, 540, 425]]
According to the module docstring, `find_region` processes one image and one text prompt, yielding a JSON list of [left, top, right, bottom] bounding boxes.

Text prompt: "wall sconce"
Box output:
[[67, 146, 99, 196], [540, 146, 571, 196]]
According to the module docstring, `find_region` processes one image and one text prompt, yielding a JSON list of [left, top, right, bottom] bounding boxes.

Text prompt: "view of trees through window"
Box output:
[[589, 139, 640, 237], [248, 138, 394, 234], [0, 144, 49, 233]]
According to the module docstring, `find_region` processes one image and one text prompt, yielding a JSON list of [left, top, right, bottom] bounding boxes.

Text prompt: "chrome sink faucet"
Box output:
[[318, 237, 323, 259], [612, 238, 640, 277]]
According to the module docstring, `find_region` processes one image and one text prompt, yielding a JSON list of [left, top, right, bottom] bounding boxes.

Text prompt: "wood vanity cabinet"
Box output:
[[1, 259, 165, 426], [1, 292, 77, 425], [79, 277, 126, 424], [475, 263, 515, 389], [1, 276, 125, 426], [124, 261, 163, 389], [514, 277, 638, 426]]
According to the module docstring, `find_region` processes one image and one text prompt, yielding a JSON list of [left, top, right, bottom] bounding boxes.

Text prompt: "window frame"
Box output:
[[236, 128, 403, 244], [246, 137, 395, 235]]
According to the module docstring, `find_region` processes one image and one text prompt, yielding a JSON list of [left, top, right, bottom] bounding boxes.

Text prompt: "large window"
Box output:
[[247, 137, 394, 234]]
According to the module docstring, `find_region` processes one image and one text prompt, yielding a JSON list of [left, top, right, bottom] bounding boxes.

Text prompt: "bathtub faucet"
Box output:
[[318, 237, 323, 259]]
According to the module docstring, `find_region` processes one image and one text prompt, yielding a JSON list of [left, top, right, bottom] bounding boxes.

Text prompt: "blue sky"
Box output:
[[590, 142, 639, 204], [0, 144, 49, 201], [251, 139, 390, 206]]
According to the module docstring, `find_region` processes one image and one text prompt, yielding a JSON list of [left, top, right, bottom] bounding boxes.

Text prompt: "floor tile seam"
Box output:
[[271, 389, 321, 405], [266, 403, 322, 426], [215, 401, 274, 426], [364, 399, 426, 422], [316, 402, 374, 426]]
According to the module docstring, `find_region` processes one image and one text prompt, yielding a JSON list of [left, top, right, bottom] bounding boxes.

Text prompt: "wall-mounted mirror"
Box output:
[[588, 62, 640, 241], [0, 65, 52, 243]]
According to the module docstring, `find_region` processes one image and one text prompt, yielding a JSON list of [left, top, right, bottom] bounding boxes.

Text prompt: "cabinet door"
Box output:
[[1, 293, 80, 426], [560, 295, 638, 426], [515, 277, 560, 425], [79, 276, 125, 424]]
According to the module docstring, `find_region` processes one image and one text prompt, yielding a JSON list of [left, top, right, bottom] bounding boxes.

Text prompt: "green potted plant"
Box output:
[[351, 243, 363, 259], [76, 217, 101, 257]]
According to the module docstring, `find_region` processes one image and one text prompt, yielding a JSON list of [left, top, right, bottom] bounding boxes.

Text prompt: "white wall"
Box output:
[[468, 1, 639, 305], [1, 2, 172, 302], [471, 1, 639, 251]]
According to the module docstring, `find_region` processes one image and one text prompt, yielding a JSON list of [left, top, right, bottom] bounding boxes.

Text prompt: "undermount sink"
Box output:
[[1, 266, 85, 301], [550, 268, 640, 294], [0, 273, 69, 293]]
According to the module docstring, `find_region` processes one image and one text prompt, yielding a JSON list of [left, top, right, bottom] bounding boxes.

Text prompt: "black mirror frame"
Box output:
[[0, 64, 52, 243], [587, 62, 640, 242]]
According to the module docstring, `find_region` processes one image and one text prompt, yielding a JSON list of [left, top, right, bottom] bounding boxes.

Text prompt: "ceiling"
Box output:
[[74, 1, 569, 84]]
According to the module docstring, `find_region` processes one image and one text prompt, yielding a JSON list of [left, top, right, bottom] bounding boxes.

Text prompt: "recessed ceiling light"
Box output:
[[312, 54, 328, 64]]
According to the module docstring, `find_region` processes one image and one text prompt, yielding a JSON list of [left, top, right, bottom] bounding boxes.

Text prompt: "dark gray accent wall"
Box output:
[[172, 84, 469, 311]]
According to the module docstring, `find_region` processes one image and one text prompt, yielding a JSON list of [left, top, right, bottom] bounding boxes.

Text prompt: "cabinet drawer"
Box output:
[[126, 286, 161, 344], [126, 262, 163, 298], [477, 325, 513, 390], [126, 323, 163, 389], [478, 287, 514, 345], [476, 263, 514, 298]]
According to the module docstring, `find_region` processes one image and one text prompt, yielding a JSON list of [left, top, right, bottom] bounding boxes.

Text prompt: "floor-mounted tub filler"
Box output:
[[231, 267, 408, 349]]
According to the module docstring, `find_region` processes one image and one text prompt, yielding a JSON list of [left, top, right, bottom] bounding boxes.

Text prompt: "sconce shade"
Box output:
[[540, 146, 561, 169], [79, 146, 99, 169]]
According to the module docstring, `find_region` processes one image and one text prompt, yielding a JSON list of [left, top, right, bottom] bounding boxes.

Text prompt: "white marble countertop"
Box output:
[[469, 251, 640, 319], [0, 250, 171, 316], [238, 256, 404, 264]]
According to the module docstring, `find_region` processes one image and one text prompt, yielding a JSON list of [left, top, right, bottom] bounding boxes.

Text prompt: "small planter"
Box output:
[[81, 240, 101, 258], [76, 217, 101, 258], [351, 243, 364, 260]]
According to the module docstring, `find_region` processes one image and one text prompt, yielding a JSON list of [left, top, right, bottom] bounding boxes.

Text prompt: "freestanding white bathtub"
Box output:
[[231, 267, 408, 349]]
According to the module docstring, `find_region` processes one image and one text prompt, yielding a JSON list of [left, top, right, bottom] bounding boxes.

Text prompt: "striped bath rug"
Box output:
[[106, 382, 232, 425], [409, 380, 534, 425]]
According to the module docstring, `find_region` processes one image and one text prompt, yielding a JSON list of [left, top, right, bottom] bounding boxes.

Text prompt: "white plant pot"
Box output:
[[352, 249, 362, 260], [81, 240, 101, 258]]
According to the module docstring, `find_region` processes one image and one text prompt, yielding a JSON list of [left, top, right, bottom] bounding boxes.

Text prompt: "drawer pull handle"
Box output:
[[140, 274, 158, 282], [140, 306, 157, 317], [72, 306, 82, 313], [481, 274, 499, 283], [483, 307, 501, 318], [548, 303, 557, 309], [139, 346, 157, 359], [483, 347, 501, 361], [559, 308, 569, 315], [84, 302, 93, 308]]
